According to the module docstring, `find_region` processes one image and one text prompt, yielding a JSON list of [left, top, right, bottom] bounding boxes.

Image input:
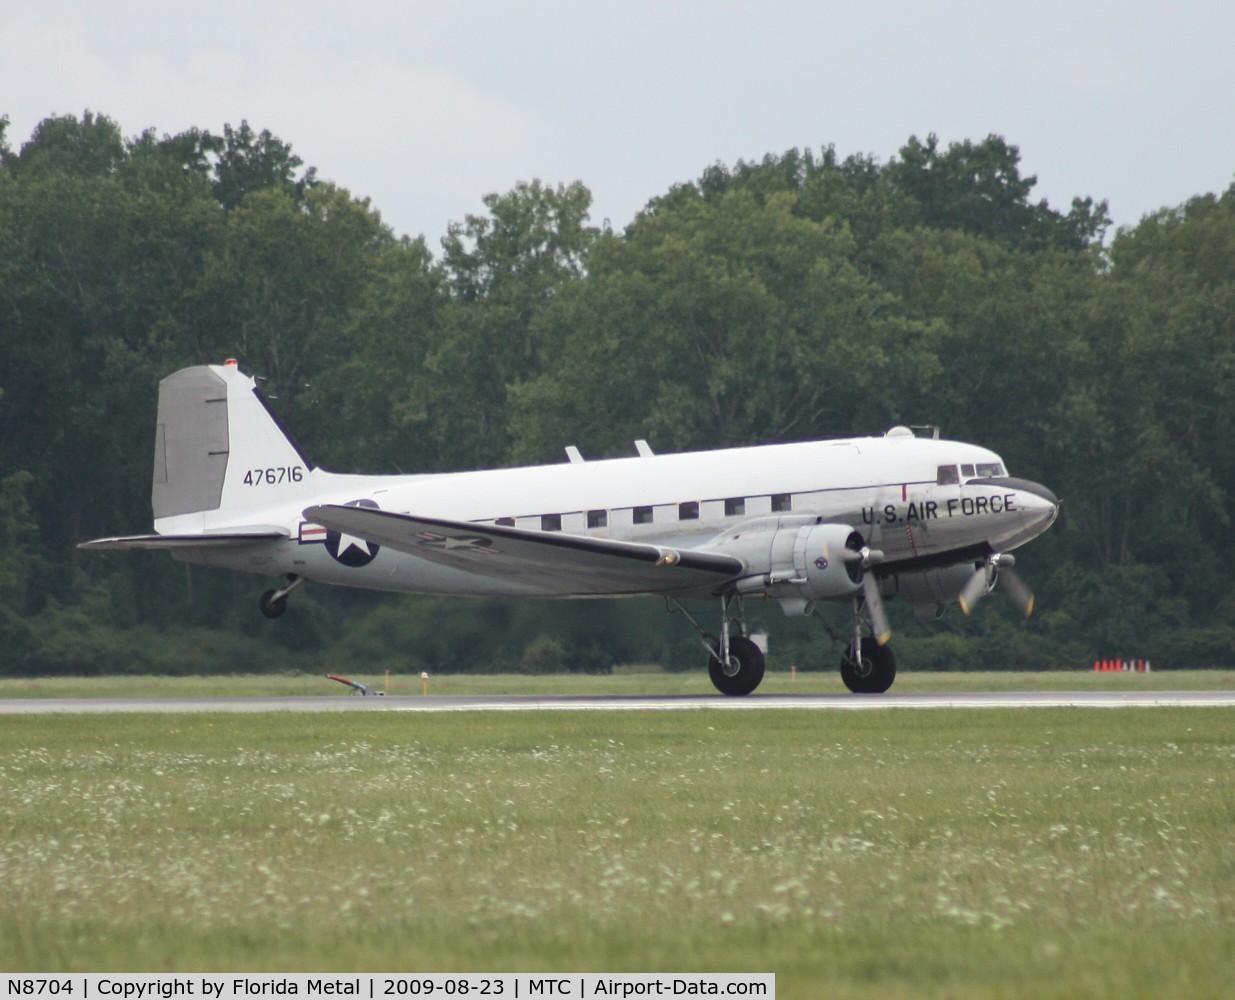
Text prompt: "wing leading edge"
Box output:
[[302, 504, 744, 597]]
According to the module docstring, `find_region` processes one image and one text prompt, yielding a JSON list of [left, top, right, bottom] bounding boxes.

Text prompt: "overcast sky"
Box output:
[[4, 1, 1233, 247]]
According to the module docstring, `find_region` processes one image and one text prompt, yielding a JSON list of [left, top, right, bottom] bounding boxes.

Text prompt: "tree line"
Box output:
[[1, 111, 1233, 676]]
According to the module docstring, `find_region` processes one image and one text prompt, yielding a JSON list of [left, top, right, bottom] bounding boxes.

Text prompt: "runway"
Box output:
[[1, 690, 1233, 714]]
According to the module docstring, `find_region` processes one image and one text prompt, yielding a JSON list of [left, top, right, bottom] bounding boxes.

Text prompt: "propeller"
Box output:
[[958, 553, 1035, 618], [999, 567, 1035, 617], [862, 572, 892, 646], [840, 544, 892, 646]]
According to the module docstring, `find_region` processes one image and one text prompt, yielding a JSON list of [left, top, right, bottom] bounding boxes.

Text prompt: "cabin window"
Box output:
[[771, 493, 792, 512], [724, 497, 746, 517], [633, 506, 654, 525], [937, 465, 960, 485], [587, 509, 608, 529], [541, 514, 562, 532], [678, 501, 700, 520], [495, 517, 515, 527]]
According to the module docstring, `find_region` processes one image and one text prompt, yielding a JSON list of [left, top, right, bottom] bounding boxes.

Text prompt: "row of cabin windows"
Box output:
[[936, 462, 1007, 485], [496, 494, 795, 533]]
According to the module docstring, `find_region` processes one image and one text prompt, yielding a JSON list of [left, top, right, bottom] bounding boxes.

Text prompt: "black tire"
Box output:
[[708, 635, 766, 696], [840, 637, 896, 694], [259, 589, 288, 619]]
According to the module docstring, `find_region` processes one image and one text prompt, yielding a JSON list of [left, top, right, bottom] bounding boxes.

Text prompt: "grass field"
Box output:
[[1, 691, 1233, 998]]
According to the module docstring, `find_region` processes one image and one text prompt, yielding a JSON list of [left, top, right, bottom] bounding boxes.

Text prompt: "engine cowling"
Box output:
[[880, 561, 981, 617], [789, 523, 865, 600]]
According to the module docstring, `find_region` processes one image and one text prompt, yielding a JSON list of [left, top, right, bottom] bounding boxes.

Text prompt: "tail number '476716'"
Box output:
[[243, 466, 305, 486]]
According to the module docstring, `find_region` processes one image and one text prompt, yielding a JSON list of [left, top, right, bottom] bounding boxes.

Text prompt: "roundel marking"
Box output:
[[325, 498, 381, 567]]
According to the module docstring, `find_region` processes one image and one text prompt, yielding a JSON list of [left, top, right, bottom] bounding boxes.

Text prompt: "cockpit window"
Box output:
[[944, 461, 1008, 484]]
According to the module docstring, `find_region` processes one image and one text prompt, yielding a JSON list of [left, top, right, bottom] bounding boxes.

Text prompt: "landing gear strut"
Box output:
[[669, 592, 767, 696], [259, 574, 304, 619], [812, 589, 897, 693]]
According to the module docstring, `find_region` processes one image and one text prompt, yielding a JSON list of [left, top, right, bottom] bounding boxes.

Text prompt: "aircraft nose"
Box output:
[[1016, 479, 1058, 508], [1012, 478, 1059, 533], [976, 476, 1059, 541]]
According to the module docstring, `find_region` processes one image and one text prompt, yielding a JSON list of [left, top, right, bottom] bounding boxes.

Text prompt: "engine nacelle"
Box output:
[[730, 519, 865, 606], [880, 561, 980, 611]]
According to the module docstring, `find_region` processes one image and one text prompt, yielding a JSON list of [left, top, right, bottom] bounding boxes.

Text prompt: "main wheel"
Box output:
[[708, 635, 766, 696], [259, 589, 288, 619], [840, 637, 896, 694]]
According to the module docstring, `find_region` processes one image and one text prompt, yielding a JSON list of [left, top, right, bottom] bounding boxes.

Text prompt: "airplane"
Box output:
[[80, 360, 1059, 695]]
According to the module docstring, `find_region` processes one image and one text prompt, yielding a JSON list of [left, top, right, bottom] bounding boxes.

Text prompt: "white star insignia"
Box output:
[[334, 531, 373, 558], [443, 536, 486, 550]]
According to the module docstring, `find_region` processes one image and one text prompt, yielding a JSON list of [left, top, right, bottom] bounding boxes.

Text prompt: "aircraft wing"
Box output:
[[303, 504, 744, 597], [78, 528, 288, 551]]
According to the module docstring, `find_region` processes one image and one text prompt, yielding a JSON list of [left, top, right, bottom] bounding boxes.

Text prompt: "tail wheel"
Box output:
[[259, 589, 288, 619], [840, 637, 896, 694], [708, 635, 766, 696]]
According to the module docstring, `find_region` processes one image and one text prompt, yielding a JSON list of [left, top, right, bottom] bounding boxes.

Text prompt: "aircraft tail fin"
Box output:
[[152, 361, 316, 528]]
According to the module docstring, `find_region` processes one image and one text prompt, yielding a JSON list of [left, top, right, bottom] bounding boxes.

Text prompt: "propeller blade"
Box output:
[[957, 564, 989, 616], [862, 573, 892, 646], [999, 567, 1035, 618]]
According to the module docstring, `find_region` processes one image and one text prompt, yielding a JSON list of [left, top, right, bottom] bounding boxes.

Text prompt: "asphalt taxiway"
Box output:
[[1, 691, 1233, 714]]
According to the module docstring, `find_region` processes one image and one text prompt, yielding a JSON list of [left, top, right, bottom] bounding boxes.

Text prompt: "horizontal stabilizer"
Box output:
[[302, 505, 743, 597], [78, 528, 287, 552]]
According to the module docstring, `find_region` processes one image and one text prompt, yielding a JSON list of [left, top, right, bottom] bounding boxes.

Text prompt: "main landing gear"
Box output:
[[670, 593, 766, 696], [840, 636, 897, 694], [259, 574, 304, 619], [824, 591, 897, 694], [710, 635, 766, 696], [673, 587, 896, 696]]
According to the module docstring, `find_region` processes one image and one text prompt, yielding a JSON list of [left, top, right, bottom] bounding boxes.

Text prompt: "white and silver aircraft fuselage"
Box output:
[[82, 362, 1059, 694]]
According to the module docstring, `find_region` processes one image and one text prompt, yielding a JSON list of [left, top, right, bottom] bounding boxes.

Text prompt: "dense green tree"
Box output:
[[188, 183, 395, 434], [0, 468, 40, 671], [3, 110, 1233, 673], [208, 120, 317, 211], [1057, 188, 1235, 583], [0, 114, 345, 651], [0, 469, 39, 612], [299, 233, 448, 473], [884, 133, 1110, 252], [0, 127, 214, 571], [431, 180, 601, 467], [509, 184, 946, 462], [6, 111, 125, 178]]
